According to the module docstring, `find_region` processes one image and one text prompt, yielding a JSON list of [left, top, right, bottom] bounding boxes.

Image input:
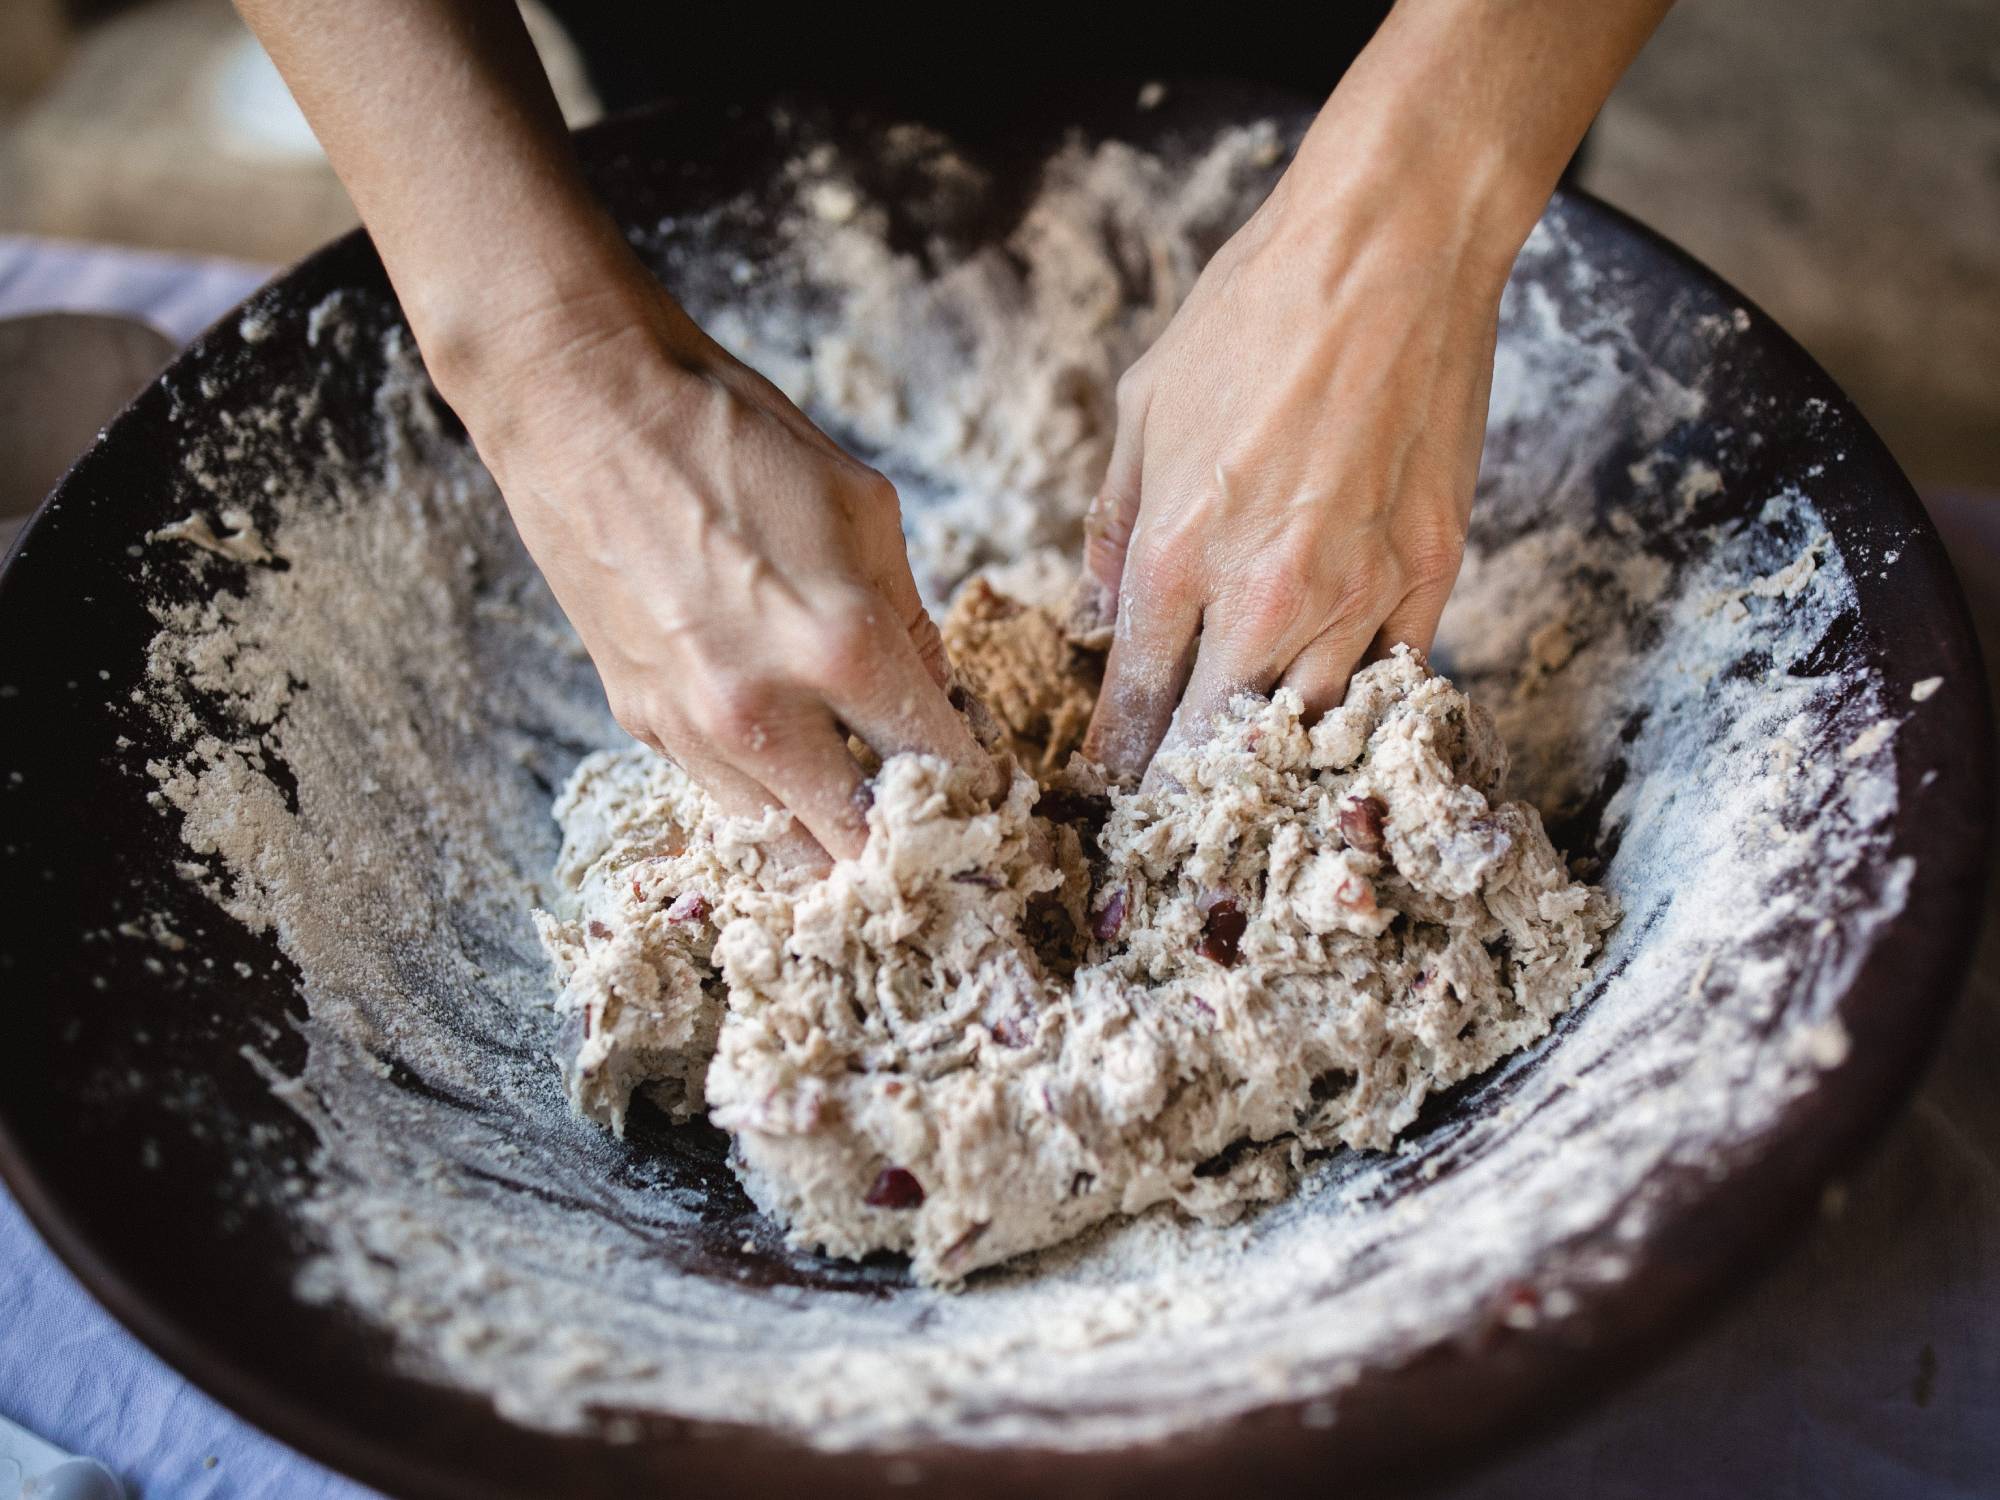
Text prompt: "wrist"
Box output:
[[1255, 117, 1531, 309], [411, 262, 656, 402], [1272, 0, 1661, 294], [1287, 104, 1549, 294], [391, 177, 701, 402], [412, 248, 707, 436]]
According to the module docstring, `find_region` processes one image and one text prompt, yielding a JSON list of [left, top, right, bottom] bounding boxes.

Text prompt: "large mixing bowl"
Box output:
[[0, 86, 1989, 1498]]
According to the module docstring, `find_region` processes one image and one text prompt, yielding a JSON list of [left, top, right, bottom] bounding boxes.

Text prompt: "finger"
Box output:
[[833, 461, 954, 693], [1156, 621, 1277, 763], [905, 603, 953, 692], [662, 733, 833, 872], [1275, 604, 1392, 721], [1456, 314, 1500, 501], [1081, 574, 1201, 780], [867, 541, 952, 690], [1367, 577, 1454, 665], [736, 711, 876, 862], [1077, 400, 1148, 632], [819, 602, 1000, 794]]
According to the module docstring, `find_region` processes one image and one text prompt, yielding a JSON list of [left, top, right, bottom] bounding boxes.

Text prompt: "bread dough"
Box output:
[[534, 586, 1614, 1285], [938, 575, 1099, 780]]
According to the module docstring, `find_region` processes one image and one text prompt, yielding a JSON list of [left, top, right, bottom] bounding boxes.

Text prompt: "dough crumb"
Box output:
[[1842, 718, 1897, 761], [149, 508, 274, 564]]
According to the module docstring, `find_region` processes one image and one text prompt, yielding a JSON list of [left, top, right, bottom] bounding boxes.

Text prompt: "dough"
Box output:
[[534, 585, 1614, 1285], [938, 576, 1099, 780]]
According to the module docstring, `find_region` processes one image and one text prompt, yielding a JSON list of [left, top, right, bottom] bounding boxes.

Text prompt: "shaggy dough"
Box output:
[[535, 586, 1613, 1285]]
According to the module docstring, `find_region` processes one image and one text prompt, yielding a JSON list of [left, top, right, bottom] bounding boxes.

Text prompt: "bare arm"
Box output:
[[236, 1, 639, 401], [1080, 0, 1673, 775], [236, 0, 990, 866]]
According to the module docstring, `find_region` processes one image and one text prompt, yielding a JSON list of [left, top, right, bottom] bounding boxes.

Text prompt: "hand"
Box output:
[[1078, 139, 1508, 779], [233, 0, 993, 870], [1077, 0, 1671, 781], [450, 281, 990, 866]]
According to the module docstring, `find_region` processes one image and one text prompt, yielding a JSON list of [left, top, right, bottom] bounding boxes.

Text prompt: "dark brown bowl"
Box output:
[[0, 84, 1989, 1499]]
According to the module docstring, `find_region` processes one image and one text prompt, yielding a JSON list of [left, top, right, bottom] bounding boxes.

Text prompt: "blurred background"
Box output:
[[0, 0, 1993, 493]]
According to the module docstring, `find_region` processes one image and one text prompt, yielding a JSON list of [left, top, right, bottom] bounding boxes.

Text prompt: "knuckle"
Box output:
[[606, 691, 660, 747], [1293, 564, 1385, 647], [693, 676, 779, 752], [1085, 481, 1137, 541], [1082, 537, 1127, 600], [829, 466, 902, 537], [807, 597, 886, 688], [1332, 564, 1389, 629], [1241, 556, 1315, 641], [1399, 522, 1466, 592], [907, 612, 951, 675], [851, 467, 900, 516], [1344, 552, 1392, 605], [1126, 535, 1198, 604]]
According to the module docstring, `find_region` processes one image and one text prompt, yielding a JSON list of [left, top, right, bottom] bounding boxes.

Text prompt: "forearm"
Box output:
[[233, 0, 672, 404], [1276, 0, 1672, 285]]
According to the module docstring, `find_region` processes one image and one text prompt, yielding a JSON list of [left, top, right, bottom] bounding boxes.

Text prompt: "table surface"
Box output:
[[1, 236, 1993, 1500]]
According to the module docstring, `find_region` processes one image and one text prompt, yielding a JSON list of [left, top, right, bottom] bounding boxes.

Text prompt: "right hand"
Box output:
[[440, 279, 992, 869]]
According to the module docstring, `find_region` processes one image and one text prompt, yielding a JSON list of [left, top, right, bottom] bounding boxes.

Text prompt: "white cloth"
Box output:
[[0, 1192, 376, 1500], [0, 236, 269, 346]]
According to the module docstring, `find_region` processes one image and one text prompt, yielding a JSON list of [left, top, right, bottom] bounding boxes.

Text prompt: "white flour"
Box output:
[[130, 114, 1912, 1454]]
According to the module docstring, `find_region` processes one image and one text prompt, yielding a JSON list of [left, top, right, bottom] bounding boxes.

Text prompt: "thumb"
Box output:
[[842, 463, 952, 691], [872, 544, 953, 690]]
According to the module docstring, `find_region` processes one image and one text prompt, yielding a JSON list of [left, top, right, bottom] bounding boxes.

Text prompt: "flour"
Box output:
[[130, 109, 1910, 1454], [697, 117, 1294, 599]]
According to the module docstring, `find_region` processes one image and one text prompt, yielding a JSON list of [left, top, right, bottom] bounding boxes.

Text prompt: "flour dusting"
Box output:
[[128, 110, 1909, 1453]]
